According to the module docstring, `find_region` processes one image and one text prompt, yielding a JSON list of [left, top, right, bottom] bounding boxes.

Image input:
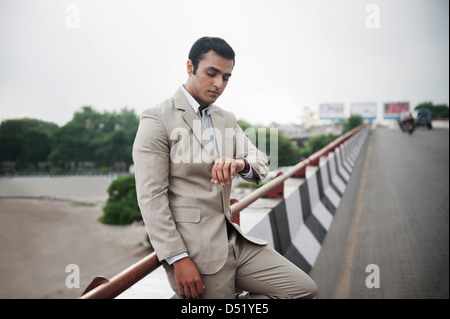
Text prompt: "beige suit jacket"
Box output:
[[132, 88, 269, 274]]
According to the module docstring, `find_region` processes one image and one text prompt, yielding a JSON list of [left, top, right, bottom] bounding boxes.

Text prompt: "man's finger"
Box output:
[[189, 284, 200, 299], [178, 284, 186, 299], [212, 157, 238, 186], [211, 162, 218, 184], [229, 159, 236, 180], [215, 160, 224, 185], [184, 285, 193, 299], [222, 161, 231, 185], [211, 158, 223, 184], [196, 282, 205, 299]]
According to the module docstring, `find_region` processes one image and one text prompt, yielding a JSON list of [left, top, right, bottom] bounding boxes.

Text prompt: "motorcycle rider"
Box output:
[[403, 112, 415, 134]]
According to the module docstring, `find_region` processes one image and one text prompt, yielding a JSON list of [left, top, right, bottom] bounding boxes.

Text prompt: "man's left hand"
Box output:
[[211, 157, 247, 186]]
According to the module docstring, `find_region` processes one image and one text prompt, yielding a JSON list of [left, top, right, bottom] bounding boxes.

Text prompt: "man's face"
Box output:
[[185, 50, 234, 107]]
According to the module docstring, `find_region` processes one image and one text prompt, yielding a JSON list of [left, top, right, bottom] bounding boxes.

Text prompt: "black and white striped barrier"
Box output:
[[240, 125, 370, 273]]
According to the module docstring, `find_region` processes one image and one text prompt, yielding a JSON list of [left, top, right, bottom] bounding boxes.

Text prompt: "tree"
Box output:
[[49, 122, 90, 168], [415, 102, 449, 119], [0, 118, 58, 136], [19, 130, 52, 165], [92, 130, 128, 166], [343, 114, 364, 133], [115, 108, 140, 166], [241, 125, 303, 167], [0, 108, 140, 172], [276, 131, 303, 166], [0, 118, 58, 165], [299, 134, 337, 159], [237, 119, 252, 131], [49, 106, 139, 170], [72, 106, 106, 136], [0, 134, 22, 162]]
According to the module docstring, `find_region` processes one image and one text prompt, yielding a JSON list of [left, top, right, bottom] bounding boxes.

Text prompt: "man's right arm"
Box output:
[[132, 109, 205, 298], [132, 109, 188, 261]]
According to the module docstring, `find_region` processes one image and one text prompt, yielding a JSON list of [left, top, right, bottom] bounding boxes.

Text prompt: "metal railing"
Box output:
[[80, 123, 369, 299]]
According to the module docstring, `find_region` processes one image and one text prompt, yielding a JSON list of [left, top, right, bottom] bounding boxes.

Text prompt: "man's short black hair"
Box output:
[[189, 37, 235, 74]]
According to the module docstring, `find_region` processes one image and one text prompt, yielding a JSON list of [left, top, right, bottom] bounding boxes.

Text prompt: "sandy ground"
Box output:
[[0, 175, 159, 299], [0, 175, 251, 299], [0, 198, 152, 299]]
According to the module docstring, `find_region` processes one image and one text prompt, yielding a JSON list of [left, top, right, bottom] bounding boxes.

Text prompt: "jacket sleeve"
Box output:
[[132, 109, 188, 262], [233, 116, 269, 185]]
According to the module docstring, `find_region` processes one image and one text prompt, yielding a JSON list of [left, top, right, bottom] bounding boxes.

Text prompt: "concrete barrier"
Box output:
[[327, 151, 346, 196], [239, 125, 370, 273], [318, 156, 340, 211]]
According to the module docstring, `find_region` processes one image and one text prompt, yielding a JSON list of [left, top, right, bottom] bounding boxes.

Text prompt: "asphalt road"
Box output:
[[309, 127, 449, 299]]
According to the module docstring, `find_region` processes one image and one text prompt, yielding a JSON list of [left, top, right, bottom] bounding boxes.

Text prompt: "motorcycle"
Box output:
[[398, 115, 416, 135], [401, 116, 416, 135]]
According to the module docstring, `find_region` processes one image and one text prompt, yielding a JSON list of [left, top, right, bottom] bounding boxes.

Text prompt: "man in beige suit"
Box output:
[[133, 37, 317, 299]]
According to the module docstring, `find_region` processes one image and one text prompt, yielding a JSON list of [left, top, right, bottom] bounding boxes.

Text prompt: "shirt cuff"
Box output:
[[239, 163, 255, 179], [166, 252, 188, 265]]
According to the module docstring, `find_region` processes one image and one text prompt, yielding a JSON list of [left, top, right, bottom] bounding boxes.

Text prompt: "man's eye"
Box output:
[[207, 72, 216, 77]]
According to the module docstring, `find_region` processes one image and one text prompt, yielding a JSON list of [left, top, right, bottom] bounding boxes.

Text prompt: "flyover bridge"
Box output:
[[82, 124, 449, 299], [310, 126, 449, 299]]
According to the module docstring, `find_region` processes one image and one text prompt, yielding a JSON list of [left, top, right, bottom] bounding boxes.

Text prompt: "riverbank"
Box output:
[[0, 198, 149, 299], [0, 175, 246, 298], [0, 175, 116, 203]]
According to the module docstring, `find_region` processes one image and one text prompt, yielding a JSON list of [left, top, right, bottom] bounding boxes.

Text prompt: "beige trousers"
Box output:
[[163, 228, 318, 299]]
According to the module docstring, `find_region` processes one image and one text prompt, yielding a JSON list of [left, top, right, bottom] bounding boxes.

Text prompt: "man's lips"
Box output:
[[208, 90, 220, 96]]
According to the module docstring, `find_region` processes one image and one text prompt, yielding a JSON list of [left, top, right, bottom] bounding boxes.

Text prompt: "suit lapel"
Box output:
[[210, 110, 236, 160], [174, 88, 218, 160], [210, 110, 225, 158]]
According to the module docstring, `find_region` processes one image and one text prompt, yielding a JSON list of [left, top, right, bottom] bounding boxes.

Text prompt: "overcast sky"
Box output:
[[0, 0, 448, 126]]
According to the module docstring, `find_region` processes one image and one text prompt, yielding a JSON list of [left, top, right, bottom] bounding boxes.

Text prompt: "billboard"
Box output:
[[351, 102, 377, 120], [319, 103, 344, 120], [383, 102, 409, 119]]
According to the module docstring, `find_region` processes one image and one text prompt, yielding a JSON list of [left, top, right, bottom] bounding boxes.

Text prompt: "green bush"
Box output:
[[98, 174, 142, 225]]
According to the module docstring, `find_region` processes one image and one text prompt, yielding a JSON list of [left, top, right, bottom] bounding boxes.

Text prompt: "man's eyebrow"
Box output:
[[206, 66, 232, 76]]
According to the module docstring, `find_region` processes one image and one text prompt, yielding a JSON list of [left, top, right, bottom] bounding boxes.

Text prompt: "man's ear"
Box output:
[[187, 60, 194, 76]]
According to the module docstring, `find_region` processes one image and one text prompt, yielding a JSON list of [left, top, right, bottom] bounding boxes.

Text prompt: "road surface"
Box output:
[[309, 127, 449, 299]]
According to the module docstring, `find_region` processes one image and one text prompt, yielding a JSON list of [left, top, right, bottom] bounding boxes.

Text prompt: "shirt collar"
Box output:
[[180, 85, 215, 116]]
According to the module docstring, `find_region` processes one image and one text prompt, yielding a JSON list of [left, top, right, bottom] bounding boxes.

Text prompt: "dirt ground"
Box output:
[[0, 175, 244, 299], [0, 198, 149, 299]]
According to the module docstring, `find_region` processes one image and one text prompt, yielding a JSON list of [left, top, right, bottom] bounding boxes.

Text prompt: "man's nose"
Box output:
[[213, 77, 223, 89]]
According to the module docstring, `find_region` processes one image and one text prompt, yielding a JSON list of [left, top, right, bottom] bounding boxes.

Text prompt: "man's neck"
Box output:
[[183, 84, 208, 115]]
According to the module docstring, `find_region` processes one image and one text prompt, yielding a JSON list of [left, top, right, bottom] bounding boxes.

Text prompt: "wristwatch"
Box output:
[[240, 158, 250, 174]]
